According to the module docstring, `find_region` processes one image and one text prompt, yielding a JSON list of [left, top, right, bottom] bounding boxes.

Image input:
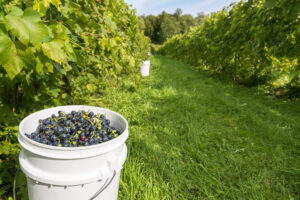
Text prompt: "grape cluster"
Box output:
[[24, 110, 121, 147]]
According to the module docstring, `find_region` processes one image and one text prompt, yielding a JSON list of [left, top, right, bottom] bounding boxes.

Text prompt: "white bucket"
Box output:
[[140, 60, 150, 77], [18, 105, 129, 200]]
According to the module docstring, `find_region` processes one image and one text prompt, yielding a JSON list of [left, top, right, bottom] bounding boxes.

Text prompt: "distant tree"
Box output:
[[157, 15, 180, 43], [143, 15, 157, 41], [139, 9, 206, 44], [174, 8, 182, 19], [196, 12, 206, 25], [180, 14, 195, 33]]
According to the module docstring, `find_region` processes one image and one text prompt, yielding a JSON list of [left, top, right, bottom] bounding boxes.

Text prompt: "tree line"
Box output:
[[138, 8, 206, 44]]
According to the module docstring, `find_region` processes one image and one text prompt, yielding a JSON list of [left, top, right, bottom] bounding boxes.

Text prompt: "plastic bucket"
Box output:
[[140, 60, 150, 77], [18, 105, 129, 200]]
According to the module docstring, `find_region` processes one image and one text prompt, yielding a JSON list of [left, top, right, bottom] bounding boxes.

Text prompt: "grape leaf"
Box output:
[[0, 32, 11, 64], [104, 13, 117, 31], [4, 7, 50, 46], [42, 40, 68, 63], [33, 0, 61, 15], [35, 56, 43, 74], [22, 8, 50, 45], [7, 6, 23, 17], [4, 15, 29, 45], [65, 42, 77, 62], [0, 32, 24, 79]]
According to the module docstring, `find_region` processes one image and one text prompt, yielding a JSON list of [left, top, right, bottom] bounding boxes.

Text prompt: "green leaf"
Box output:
[[87, 73, 96, 81], [114, 61, 122, 73], [49, 23, 71, 40], [0, 32, 24, 79], [8, 6, 23, 17], [62, 63, 72, 72], [265, 0, 277, 8], [104, 13, 117, 31], [22, 8, 50, 45], [65, 42, 77, 62], [35, 56, 43, 74], [86, 84, 94, 92], [47, 63, 54, 73], [0, 144, 11, 155], [0, 32, 11, 64], [2, 52, 24, 80], [42, 40, 68, 63], [47, 88, 60, 98], [19, 47, 36, 68], [5, 14, 29, 45], [33, 0, 61, 15], [4, 7, 50, 46]]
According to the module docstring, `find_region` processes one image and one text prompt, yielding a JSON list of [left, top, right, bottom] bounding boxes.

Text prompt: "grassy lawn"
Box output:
[[85, 55, 300, 199]]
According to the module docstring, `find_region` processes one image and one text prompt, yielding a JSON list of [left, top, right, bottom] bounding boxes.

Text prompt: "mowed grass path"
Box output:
[[92, 55, 300, 199]]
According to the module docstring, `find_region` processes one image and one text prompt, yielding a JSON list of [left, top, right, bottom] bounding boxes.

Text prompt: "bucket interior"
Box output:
[[20, 106, 127, 139]]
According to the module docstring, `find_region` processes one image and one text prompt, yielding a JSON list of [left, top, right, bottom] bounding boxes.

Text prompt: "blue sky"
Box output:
[[125, 0, 237, 16]]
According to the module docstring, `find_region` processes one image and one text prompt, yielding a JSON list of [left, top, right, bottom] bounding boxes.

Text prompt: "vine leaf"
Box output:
[[33, 0, 61, 15], [65, 42, 77, 62], [35, 56, 43, 74], [4, 7, 50, 46], [104, 13, 117, 31], [42, 40, 68, 64], [0, 32, 24, 79]]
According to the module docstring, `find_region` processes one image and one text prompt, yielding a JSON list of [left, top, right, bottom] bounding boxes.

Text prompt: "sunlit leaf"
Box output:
[[42, 40, 68, 63], [4, 7, 50, 46], [0, 32, 24, 79]]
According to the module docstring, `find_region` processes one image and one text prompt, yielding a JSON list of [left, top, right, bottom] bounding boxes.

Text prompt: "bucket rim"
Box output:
[[18, 105, 128, 151]]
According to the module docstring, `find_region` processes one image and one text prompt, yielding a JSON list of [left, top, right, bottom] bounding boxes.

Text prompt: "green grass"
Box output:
[[87, 55, 300, 199]]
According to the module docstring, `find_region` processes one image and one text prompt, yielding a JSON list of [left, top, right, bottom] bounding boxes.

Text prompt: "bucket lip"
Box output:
[[19, 105, 128, 151]]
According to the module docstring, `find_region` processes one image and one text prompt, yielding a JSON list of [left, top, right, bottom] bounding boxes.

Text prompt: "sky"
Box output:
[[124, 0, 237, 16]]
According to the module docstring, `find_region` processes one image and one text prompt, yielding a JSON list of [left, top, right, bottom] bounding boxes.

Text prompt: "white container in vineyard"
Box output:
[[140, 60, 151, 77], [18, 105, 129, 200]]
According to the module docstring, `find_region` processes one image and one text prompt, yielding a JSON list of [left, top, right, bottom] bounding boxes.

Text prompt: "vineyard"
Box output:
[[157, 0, 299, 97], [0, 0, 299, 199]]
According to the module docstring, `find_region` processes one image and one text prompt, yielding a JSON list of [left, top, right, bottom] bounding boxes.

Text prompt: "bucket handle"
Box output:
[[89, 170, 116, 200], [13, 169, 19, 200]]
